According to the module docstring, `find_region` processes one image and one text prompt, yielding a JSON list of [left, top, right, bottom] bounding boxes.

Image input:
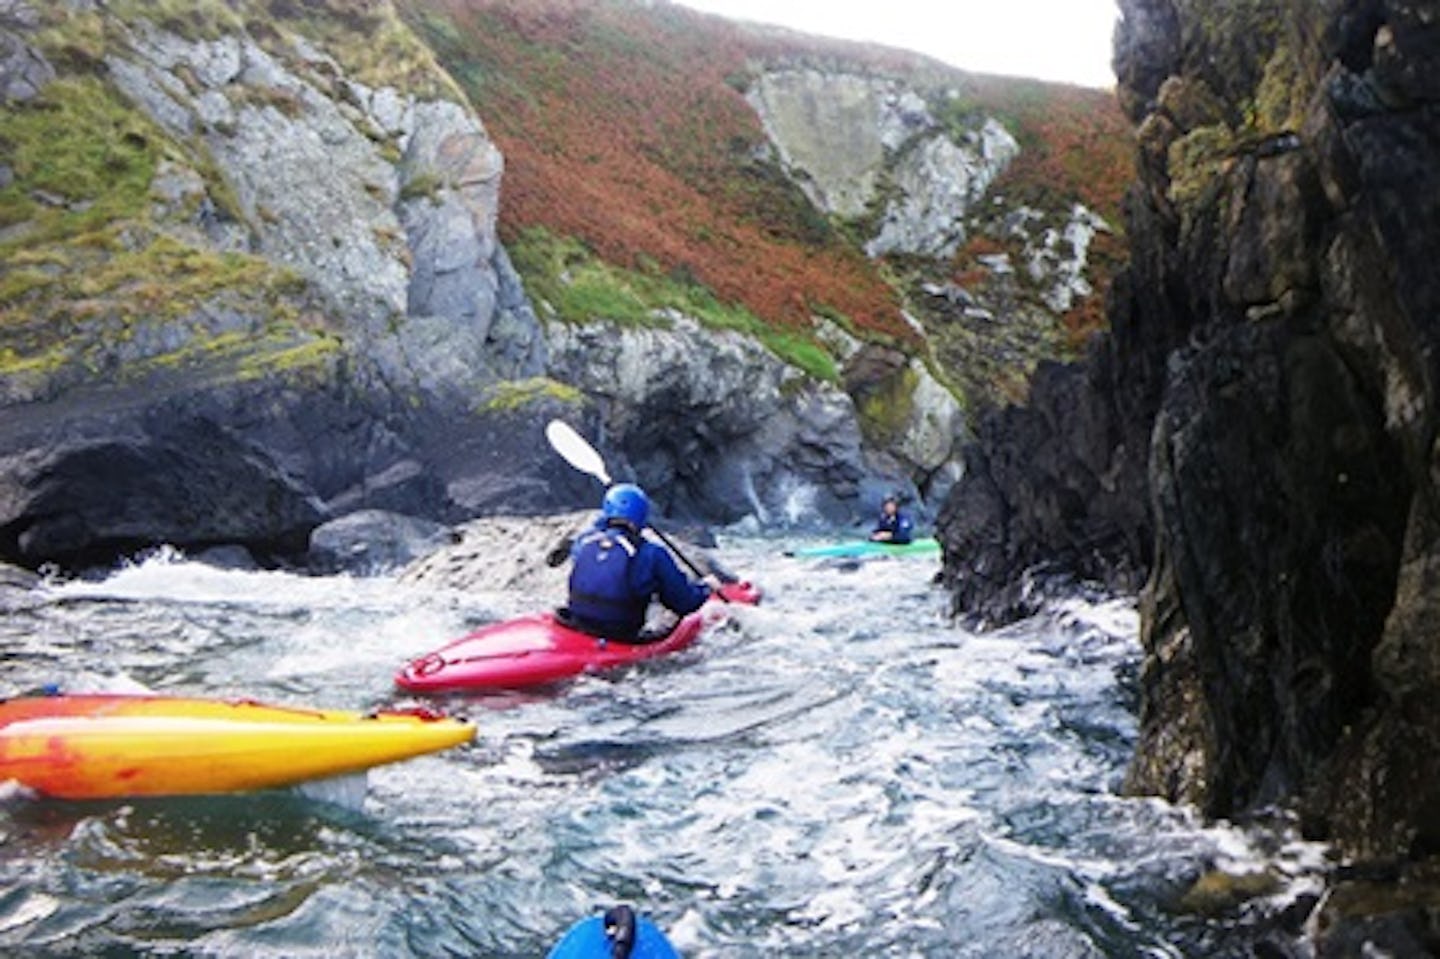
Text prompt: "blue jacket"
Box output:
[[873, 509, 914, 544], [566, 521, 710, 640]]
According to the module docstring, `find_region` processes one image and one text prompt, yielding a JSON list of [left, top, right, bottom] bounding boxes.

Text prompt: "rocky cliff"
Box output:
[[939, 0, 1440, 940], [1, 0, 1127, 572], [0, 0, 584, 568]]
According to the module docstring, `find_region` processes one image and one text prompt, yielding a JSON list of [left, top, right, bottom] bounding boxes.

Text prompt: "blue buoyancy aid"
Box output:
[[875, 509, 915, 544], [567, 527, 645, 637]]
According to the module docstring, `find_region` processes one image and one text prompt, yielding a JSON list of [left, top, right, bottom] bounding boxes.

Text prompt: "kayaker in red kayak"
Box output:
[[870, 494, 915, 544], [558, 483, 723, 643]]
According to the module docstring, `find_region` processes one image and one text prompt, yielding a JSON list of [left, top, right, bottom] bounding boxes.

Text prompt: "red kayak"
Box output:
[[396, 581, 761, 693]]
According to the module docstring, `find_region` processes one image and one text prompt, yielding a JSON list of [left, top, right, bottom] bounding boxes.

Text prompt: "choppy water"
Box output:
[[0, 539, 1326, 957]]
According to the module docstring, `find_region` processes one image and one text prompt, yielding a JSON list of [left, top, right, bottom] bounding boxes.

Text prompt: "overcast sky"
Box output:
[[673, 0, 1121, 88]]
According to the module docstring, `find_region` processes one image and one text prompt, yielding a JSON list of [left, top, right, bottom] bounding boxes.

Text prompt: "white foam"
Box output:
[[291, 772, 370, 811], [0, 891, 60, 933]]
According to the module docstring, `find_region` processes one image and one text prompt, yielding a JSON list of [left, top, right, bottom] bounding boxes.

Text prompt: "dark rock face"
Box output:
[[937, 0, 1440, 871], [936, 350, 1150, 626], [0, 404, 323, 568], [0, 360, 608, 571]]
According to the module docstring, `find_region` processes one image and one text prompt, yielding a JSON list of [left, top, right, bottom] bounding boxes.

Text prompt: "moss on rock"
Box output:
[[478, 376, 584, 414], [857, 364, 919, 446]]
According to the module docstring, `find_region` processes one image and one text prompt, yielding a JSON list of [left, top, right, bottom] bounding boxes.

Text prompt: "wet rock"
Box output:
[[192, 545, 260, 571], [937, 352, 1151, 626], [1176, 868, 1282, 918], [323, 459, 449, 519], [0, 411, 324, 569], [307, 509, 454, 574], [398, 510, 588, 596], [400, 509, 729, 599], [0, 560, 37, 591], [1313, 874, 1440, 958]]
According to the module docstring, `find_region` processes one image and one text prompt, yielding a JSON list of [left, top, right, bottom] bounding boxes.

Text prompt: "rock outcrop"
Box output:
[[547, 315, 882, 524], [399, 509, 728, 602], [936, 347, 1151, 626], [938, 0, 1440, 920], [747, 67, 1018, 259], [0, 1, 51, 103]]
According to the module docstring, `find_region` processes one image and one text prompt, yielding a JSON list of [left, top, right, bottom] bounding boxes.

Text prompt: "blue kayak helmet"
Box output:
[[601, 483, 649, 528]]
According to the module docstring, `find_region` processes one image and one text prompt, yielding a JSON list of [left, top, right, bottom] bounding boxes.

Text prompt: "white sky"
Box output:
[[674, 0, 1121, 88]]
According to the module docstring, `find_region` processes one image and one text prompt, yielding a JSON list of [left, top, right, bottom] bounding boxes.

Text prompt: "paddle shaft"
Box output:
[[646, 525, 707, 580]]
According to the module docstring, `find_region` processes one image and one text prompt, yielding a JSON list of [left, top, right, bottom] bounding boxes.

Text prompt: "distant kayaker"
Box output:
[[870, 495, 915, 545], [559, 483, 723, 643]]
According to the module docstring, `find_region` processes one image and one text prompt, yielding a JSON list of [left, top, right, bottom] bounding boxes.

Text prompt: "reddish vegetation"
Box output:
[[968, 76, 1135, 224], [407, 0, 908, 339], [401, 0, 1133, 345]]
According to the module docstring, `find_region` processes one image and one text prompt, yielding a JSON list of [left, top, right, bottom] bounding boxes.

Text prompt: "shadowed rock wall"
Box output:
[[938, 0, 1440, 875]]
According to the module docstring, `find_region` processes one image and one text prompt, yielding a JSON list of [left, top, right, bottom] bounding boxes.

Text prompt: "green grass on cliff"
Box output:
[[510, 227, 839, 381], [0, 72, 316, 382], [0, 76, 159, 244], [479, 375, 584, 413], [41, 0, 464, 102], [856, 363, 921, 448]]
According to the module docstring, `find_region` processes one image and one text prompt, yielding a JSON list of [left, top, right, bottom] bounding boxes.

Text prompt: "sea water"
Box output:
[[0, 539, 1327, 956]]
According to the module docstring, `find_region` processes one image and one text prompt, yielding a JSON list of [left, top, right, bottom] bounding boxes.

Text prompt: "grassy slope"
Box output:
[[398, 0, 1133, 355]]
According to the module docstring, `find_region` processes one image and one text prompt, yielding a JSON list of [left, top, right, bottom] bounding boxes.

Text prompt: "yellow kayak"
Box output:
[[0, 693, 475, 799]]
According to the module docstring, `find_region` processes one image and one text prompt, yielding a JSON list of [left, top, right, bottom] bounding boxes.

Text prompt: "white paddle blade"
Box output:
[[545, 420, 612, 485]]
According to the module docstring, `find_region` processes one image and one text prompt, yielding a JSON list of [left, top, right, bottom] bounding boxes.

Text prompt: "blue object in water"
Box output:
[[548, 907, 680, 959]]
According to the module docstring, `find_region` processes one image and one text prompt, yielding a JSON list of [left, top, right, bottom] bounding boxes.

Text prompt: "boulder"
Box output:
[[307, 509, 455, 574], [399, 510, 728, 599], [398, 510, 589, 596]]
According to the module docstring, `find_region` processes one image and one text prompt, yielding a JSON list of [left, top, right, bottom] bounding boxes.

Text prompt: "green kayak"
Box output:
[[787, 536, 941, 559]]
